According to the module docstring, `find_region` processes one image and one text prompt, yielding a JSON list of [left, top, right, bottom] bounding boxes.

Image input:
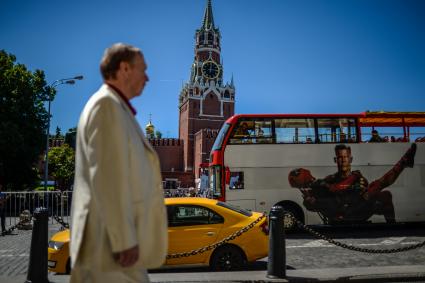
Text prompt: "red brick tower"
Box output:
[[179, 0, 235, 177]]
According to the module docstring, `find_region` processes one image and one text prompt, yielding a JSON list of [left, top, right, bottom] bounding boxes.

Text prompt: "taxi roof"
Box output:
[[165, 197, 219, 206]]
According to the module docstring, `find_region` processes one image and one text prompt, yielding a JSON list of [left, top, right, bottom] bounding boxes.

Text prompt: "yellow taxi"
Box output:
[[48, 228, 70, 273], [48, 197, 269, 273]]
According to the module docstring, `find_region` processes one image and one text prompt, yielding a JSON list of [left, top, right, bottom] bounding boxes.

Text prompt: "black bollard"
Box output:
[[267, 205, 286, 279], [25, 207, 49, 283]]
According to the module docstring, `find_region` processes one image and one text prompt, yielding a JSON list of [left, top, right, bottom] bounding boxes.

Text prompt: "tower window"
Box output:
[[207, 33, 213, 45]]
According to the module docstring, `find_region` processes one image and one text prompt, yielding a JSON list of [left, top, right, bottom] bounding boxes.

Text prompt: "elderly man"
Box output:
[[70, 43, 168, 282]]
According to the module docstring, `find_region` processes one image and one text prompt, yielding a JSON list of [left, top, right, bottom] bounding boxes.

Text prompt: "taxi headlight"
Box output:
[[48, 241, 65, 250]]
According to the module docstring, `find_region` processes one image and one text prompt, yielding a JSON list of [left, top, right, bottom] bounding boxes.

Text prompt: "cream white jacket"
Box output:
[[70, 84, 167, 271]]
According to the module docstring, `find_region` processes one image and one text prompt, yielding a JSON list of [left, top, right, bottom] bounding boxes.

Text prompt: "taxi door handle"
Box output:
[[206, 232, 215, 236]]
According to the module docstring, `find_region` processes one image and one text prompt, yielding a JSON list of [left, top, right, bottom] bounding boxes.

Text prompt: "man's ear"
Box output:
[[119, 61, 130, 78], [350, 156, 353, 163], [120, 61, 129, 72]]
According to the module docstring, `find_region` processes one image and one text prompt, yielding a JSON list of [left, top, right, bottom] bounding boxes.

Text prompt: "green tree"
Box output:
[[0, 50, 51, 190], [64, 127, 77, 149], [155, 130, 163, 139], [48, 144, 75, 191], [55, 126, 62, 139]]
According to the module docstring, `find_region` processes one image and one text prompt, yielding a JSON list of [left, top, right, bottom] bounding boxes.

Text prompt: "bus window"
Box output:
[[229, 172, 244, 189], [317, 118, 357, 143], [229, 121, 255, 144], [411, 127, 425, 143], [274, 118, 315, 143], [361, 127, 407, 143], [209, 165, 222, 197], [230, 119, 273, 144], [212, 123, 231, 151], [253, 120, 273, 144]]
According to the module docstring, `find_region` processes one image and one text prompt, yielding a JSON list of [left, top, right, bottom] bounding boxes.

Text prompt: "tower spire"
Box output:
[[201, 0, 215, 30]]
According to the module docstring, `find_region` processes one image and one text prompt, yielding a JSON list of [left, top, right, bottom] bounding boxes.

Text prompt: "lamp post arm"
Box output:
[[43, 75, 83, 192]]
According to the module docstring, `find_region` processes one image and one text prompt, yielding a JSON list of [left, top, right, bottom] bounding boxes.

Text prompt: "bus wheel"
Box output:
[[278, 203, 303, 233], [210, 245, 247, 271]]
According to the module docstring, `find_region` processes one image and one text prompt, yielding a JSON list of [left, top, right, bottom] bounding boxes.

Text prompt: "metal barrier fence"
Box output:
[[2, 188, 210, 229], [164, 188, 212, 198], [2, 191, 73, 227]]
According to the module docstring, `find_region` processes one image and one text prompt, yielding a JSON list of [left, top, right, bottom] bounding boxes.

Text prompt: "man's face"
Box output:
[[127, 54, 149, 98], [334, 149, 352, 173]]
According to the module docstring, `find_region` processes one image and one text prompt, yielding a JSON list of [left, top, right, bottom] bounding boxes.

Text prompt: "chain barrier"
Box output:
[[288, 214, 425, 253], [166, 213, 266, 259], [1, 209, 69, 236], [1, 210, 33, 236], [1, 222, 21, 236], [52, 214, 70, 229]]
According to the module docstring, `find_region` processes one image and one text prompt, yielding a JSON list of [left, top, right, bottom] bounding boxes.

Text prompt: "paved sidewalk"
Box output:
[[0, 221, 65, 277], [1, 265, 425, 283], [1, 220, 425, 283], [149, 265, 425, 282]]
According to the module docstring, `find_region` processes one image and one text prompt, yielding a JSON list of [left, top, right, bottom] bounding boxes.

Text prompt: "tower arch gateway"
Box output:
[[202, 90, 221, 116], [179, 0, 235, 178]]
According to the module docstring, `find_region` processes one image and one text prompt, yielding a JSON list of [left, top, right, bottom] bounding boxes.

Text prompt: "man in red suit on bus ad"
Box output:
[[288, 143, 417, 224]]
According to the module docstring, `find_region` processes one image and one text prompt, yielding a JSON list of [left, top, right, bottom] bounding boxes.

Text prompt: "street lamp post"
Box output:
[[43, 76, 83, 192]]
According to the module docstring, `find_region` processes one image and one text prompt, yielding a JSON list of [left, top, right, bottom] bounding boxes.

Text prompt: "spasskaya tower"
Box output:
[[178, 0, 235, 177]]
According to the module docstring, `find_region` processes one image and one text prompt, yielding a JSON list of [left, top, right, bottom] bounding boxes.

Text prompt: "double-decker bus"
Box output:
[[209, 111, 425, 231]]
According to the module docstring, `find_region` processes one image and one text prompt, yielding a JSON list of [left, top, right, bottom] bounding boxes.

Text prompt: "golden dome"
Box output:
[[145, 115, 155, 138]]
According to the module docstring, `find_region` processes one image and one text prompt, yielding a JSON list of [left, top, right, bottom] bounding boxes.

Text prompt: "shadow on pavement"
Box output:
[[149, 261, 300, 273], [288, 222, 425, 240]]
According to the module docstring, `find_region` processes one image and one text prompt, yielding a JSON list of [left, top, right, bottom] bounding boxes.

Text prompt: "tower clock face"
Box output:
[[202, 61, 220, 79]]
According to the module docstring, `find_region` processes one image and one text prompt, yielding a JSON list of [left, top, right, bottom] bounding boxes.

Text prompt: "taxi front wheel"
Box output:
[[210, 245, 247, 271]]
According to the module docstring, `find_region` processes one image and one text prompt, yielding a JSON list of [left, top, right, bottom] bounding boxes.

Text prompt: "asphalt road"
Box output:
[[1, 221, 424, 277], [284, 223, 425, 270], [152, 223, 425, 273]]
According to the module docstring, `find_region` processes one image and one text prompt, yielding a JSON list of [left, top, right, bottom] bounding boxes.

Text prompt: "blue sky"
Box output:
[[1, 0, 424, 138]]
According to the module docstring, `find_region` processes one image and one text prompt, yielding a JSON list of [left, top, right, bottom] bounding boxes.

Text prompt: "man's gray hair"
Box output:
[[100, 43, 142, 80]]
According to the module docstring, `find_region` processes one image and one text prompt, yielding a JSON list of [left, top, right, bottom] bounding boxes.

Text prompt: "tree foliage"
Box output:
[[55, 126, 62, 138], [0, 50, 51, 190], [48, 144, 75, 191], [64, 127, 77, 149]]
